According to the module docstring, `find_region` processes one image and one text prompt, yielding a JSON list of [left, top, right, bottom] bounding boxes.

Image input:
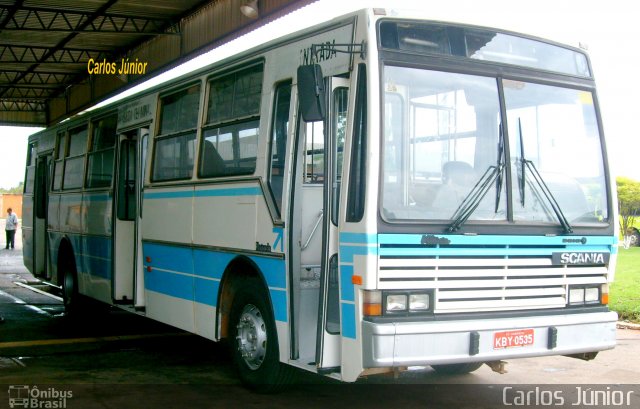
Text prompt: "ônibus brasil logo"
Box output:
[[8, 385, 73, 408]]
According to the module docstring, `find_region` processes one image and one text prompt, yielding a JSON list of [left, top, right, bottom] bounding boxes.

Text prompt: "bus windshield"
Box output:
[[381, 65, 609, 227]]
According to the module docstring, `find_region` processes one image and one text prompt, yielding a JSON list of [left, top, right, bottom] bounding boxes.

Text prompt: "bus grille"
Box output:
[[377, 242, 609, 313]]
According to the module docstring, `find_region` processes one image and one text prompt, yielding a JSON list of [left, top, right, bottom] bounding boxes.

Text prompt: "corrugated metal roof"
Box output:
[[0, 0, 311, 126]]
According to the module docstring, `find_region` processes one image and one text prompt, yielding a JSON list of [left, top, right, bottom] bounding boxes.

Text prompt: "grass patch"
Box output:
[[610, 247, 640, 322]]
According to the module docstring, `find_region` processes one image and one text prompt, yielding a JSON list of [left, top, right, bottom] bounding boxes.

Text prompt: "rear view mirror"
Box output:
[[297, 64, 326, 122]]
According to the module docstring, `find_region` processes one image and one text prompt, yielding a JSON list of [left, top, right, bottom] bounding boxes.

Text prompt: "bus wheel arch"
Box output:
[[217, 256, 270, 340]]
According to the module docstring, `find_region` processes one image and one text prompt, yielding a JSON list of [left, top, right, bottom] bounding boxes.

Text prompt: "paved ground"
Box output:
[[0, 230, 638, 408]]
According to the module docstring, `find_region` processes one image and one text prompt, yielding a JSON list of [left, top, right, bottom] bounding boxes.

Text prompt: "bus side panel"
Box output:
[[141, 186, 196, 333], [80, 192, 114, 304], [47, 193, 61, 283]]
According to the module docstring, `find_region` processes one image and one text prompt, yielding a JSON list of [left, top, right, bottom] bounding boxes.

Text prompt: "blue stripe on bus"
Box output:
[[339, 233, 378, 244], [142, 241, 287, 322], [341, 303, 356, 339], [339, 245, 378, 263], [192, 249, 235, 280], [144, 191, 193, 199], [194, 277, 219, 307], [82, 234, 112, 260], [377, 246, 612, 257], [194, 187, 262, 197], [340, 265, 354, 302], [144, 187, 262, 200], [251, 256, 286, 289], [145, 269, 194, 302], [143, 242, 194, 275], [377, 234, 617, 246], [270, 289, 288, 322], [49, 232, 112, 280]]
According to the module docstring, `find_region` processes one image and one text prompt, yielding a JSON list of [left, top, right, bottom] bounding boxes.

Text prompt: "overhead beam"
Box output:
[[0, 0, 121, 99], [0, 70, 75, 85], [0, 0, 26, 29], [0, 100, 46, 112], [0, 5, 179, 35], [0, 44, 112, 64]]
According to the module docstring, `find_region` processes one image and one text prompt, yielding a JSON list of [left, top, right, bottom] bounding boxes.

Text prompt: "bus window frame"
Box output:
[[62, 124, 89, 190], [86, 112, 118, 190], [266, 79, 293, 219], [150, 82, 202, 183], [375, 52, 614, 236], [198, 61, 264, 180]]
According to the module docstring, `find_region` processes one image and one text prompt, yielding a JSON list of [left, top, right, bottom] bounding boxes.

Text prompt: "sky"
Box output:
[[0, 0, 638, 189]]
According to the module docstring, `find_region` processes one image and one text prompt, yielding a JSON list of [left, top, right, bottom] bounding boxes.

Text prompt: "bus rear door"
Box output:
[[113, 128, 147, 307]]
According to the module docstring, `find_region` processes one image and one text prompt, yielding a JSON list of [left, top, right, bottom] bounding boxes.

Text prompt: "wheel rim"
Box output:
[[235, 304, 268, 370]]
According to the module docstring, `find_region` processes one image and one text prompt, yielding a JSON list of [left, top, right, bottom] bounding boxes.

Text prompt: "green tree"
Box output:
[[0, 182, 24, 194], [617, 177, 640, 245]]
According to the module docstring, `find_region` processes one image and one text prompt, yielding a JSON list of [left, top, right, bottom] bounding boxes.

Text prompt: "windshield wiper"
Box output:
[[448, 126, 506, 232], [494, 124, 505, 213], [516, 118, 573, 233], [521, 159, 573, 233]]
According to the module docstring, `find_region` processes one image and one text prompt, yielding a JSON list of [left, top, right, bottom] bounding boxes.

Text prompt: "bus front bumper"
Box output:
[[362, 311, 618, 368]]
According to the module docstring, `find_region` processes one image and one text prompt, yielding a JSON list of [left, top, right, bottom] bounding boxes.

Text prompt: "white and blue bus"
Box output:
[[22, 8, 618, 390]]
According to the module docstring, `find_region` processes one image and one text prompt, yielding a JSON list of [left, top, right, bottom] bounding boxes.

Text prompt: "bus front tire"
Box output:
[[229, 281, 294, 392], [431, 362, 483, 375]]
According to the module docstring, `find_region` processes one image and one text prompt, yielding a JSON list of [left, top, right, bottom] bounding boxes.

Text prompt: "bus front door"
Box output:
[[291, 76, 348, 372], [33, 155, 51, 279], [113, 128, 147, 307]]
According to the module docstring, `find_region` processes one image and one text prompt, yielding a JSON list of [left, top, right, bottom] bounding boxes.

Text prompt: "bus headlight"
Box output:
[[409, 293, 430, 311], [385, 294, 407, 312], [569, 287, 585, 305], [568, 285, 601, 305], [585, 287, 600, 303], [382, 291, 433, 314]]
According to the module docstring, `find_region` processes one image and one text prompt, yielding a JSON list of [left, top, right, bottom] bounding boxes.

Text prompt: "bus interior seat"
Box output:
[[201, 140, 225, 176]]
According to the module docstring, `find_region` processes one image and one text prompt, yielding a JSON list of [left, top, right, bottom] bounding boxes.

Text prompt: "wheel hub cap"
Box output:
[[236, 304, 267, 370]]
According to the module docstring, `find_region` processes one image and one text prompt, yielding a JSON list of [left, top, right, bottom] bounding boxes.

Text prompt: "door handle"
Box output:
[[301, 210, 323, 250]]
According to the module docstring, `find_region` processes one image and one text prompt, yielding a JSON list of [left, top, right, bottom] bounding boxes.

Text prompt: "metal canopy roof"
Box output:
[[0, 0, 311, 127]]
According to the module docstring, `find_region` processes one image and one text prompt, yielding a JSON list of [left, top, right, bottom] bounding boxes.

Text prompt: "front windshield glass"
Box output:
[[505, 81, 608, 224], [381, 66, 506, 221], [381, 66, 609, 227]]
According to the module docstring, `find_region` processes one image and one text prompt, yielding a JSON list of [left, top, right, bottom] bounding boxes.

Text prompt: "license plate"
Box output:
[[493, 329, 534, 349]]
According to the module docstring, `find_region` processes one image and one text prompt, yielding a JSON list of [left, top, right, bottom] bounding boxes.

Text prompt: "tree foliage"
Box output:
[[617, 177, 640, 240], [0, 182, 23, 194]]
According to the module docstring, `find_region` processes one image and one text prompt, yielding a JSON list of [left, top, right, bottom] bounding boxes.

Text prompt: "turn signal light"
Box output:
[[363, 290, 382, 316]]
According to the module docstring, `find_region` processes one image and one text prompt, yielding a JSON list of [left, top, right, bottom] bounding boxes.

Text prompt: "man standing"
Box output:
[[5, 207, 18, 250]]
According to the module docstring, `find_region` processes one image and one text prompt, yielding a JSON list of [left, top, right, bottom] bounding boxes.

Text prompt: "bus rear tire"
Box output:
[[431, 362, 483, 374], [229, 280, 294, 392], [60, 253, 83, 316]]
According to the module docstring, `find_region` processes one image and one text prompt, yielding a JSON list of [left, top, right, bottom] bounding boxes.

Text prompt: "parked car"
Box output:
[[627, 227, 640, 246]]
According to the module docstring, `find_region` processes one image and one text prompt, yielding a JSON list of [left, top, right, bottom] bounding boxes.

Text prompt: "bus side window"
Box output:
[[52, 132, 67, 191], [199, 63, 263, 178], [86, 114, 117, 188], [152, 84, 200, 182], [268, 80, 292, 216], [62, 126, 88, 190]]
